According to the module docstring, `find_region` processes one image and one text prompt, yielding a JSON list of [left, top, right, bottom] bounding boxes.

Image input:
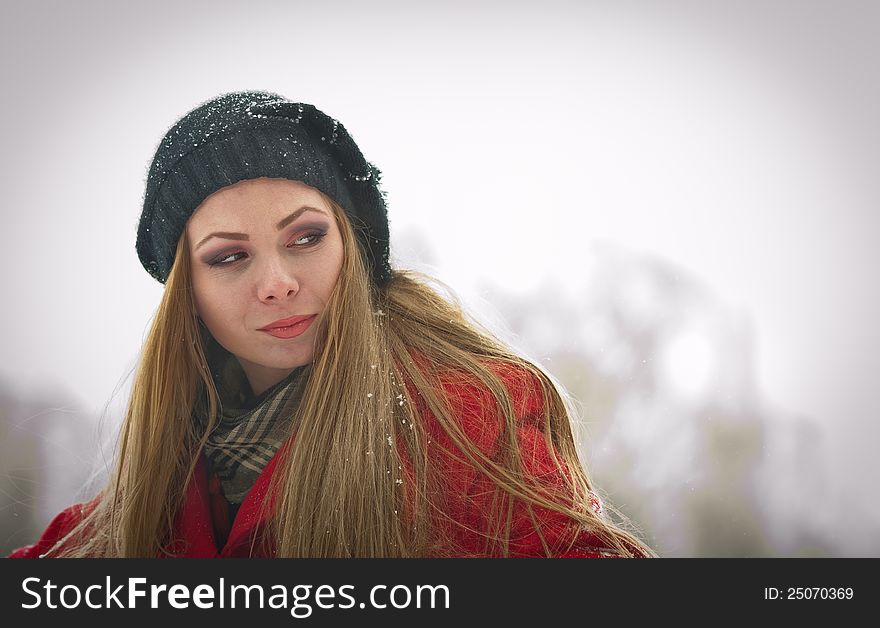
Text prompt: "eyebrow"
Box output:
[[194, 206, 328, 251]]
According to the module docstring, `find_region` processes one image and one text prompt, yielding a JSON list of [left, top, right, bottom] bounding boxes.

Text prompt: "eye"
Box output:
[[207, 231, 327, 268], [289, 230, 327, 248], [208, 250, 247, 267]]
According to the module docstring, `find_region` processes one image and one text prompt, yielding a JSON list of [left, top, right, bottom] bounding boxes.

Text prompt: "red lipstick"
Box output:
[[258, 314, 317, 339]]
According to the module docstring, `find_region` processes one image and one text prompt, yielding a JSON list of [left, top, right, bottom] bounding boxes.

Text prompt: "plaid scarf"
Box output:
[[195, 331, 309, 505]]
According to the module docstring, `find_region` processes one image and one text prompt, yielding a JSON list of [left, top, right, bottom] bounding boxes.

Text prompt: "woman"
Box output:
[[10, 91, 654, 558]]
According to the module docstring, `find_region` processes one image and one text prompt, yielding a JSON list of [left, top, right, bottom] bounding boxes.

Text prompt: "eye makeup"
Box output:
[[202, 224, 329, 268]]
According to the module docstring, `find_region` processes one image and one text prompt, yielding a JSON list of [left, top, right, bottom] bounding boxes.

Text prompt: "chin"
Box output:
[[265, 353, 313, 370]]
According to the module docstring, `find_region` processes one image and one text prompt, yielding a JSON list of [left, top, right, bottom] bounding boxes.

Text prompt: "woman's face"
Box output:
[[186, 177, 344, 396]]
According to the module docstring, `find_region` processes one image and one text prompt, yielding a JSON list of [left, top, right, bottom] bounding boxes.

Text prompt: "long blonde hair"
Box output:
[[50, 194, 654, 558]]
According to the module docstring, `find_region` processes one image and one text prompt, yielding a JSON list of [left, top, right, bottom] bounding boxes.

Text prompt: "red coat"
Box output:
[[10, 363, 641, 558]]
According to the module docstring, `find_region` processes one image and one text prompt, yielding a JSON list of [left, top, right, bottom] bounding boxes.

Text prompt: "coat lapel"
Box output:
[[172, 455, 221, 557], [220, 441, 288, 557]]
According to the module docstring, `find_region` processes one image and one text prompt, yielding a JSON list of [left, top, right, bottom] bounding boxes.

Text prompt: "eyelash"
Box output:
[[207, 231, 327, 267]]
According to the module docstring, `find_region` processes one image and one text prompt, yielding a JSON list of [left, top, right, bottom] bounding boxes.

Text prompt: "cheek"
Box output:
[[191, 274, 231, 325], [190, 273, 209, 318], [193, 290, 208, 321], [193, 285, 242, 344], [318, 245, 345, 297]]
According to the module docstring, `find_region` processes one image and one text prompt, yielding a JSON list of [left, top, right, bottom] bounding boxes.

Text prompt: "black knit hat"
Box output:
[[137, 91, 391, 286]]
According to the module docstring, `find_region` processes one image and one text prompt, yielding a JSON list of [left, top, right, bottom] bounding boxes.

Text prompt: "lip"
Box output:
[[258, 314, 317, 339], [259, 314, 316, 331]]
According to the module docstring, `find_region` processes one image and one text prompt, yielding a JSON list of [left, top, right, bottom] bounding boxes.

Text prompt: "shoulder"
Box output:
[[7, 499, 98, 558], [408, 356, 563, 483], [409, 356, 546, 451], [430, 357, 548, 422]]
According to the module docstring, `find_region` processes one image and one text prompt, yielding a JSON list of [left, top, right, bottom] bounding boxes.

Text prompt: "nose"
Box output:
[[256, 254, 300, 302]]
